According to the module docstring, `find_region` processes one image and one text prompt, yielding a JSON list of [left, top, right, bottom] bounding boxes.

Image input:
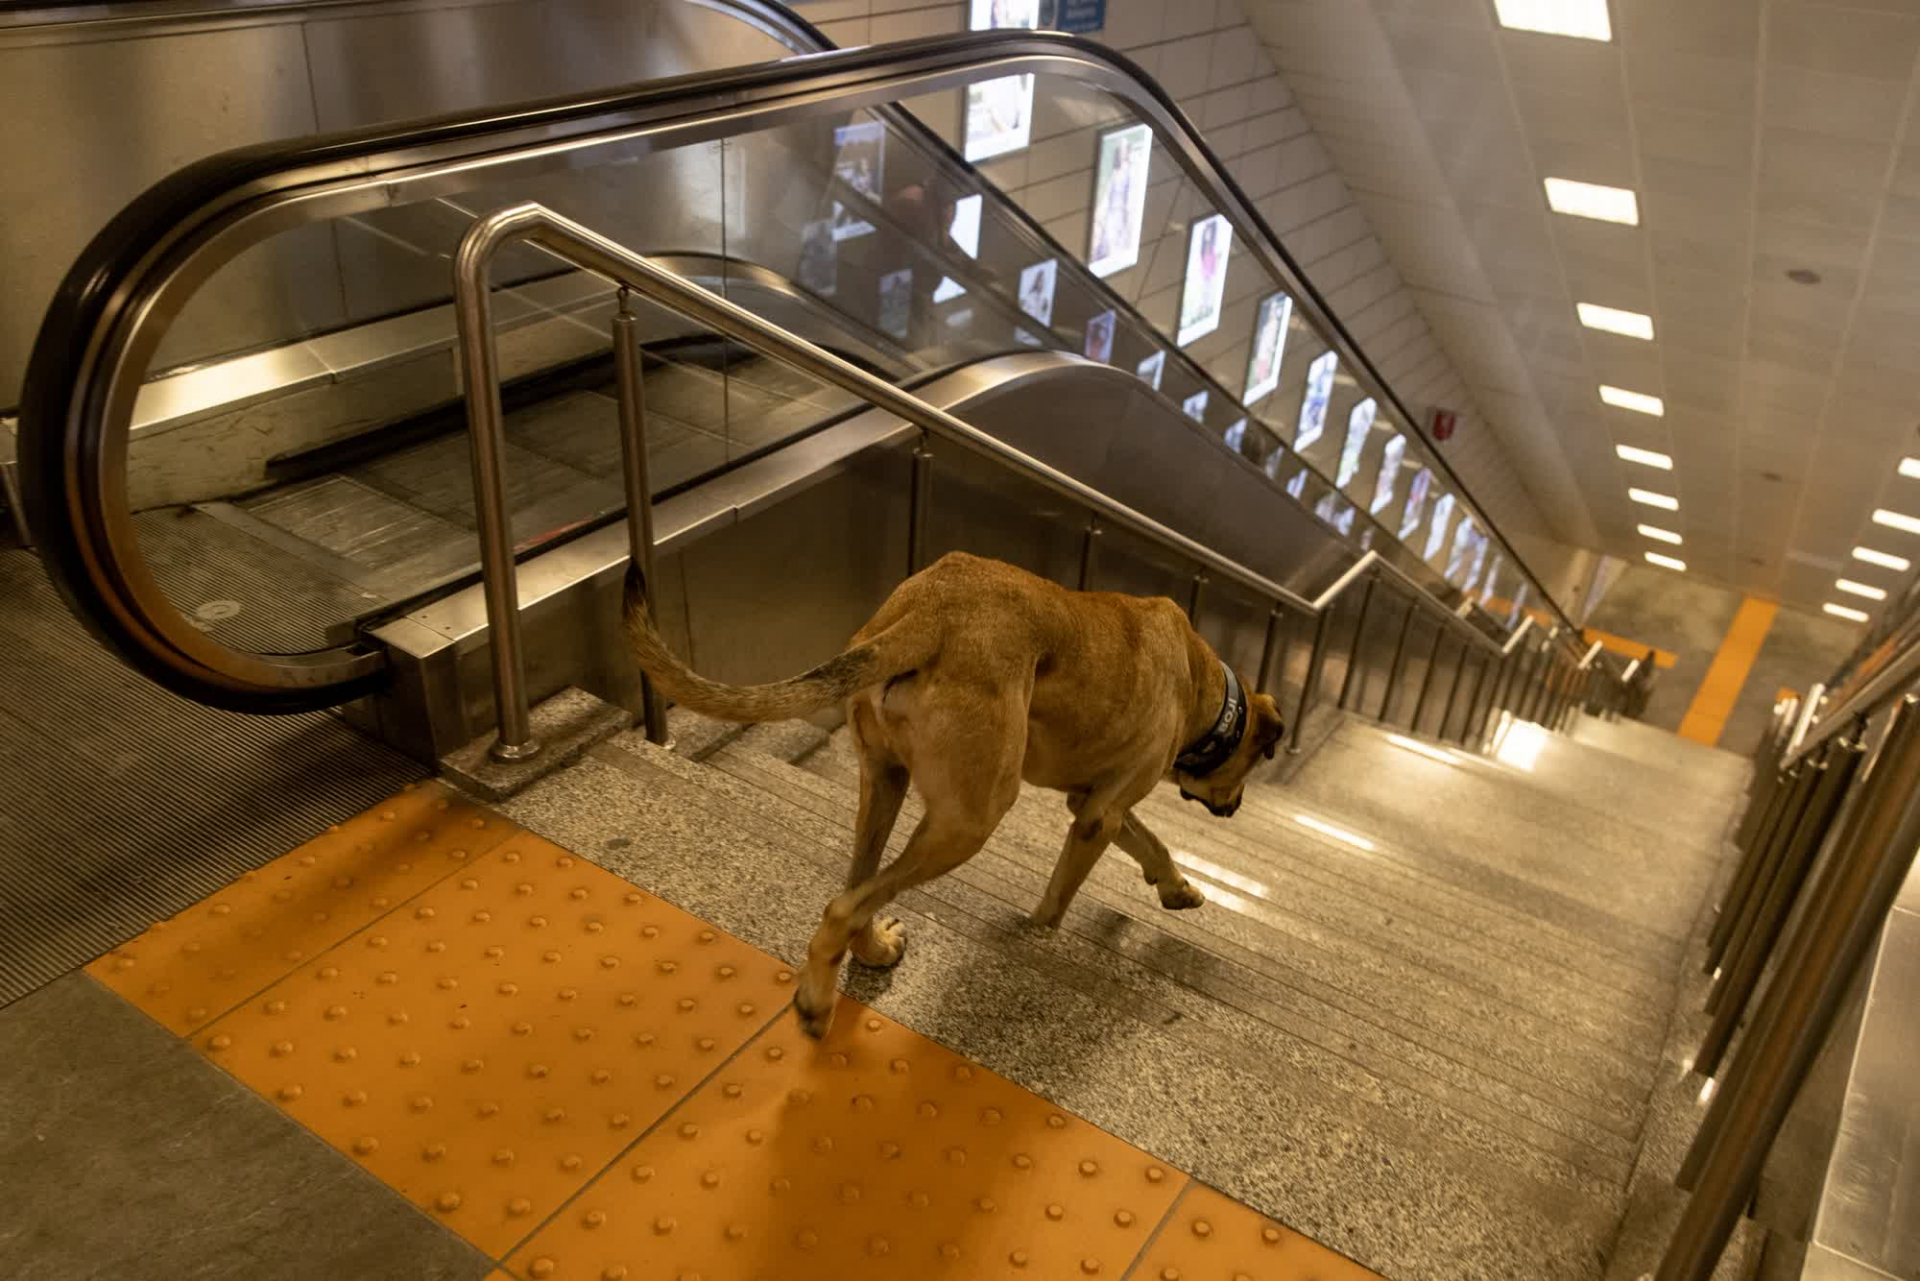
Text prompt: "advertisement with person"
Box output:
[[1336, 397, 1377, 488], [1399, 467, 1433, 541], [1463, 532, 1491, 595], [1088, 122, 1153, 278], [1243, 291, 1292, 405], [1286, 468, 1308, 499], [1480, 555, 1503, 606], [1370, 434, 1406, 514], [1423, 492, 1457, 562], [932, 192, 984, 303], [1135, 349, 1165, 390], [797, 218, 836, 296], [965, 0, 1039, 161], [1182, 390, 1208, 422], [878, 267, 913, 341], [1445, 516, 1476, 583], [830, 121, 885, 240], [1223, 417, 1247, 452], [1017, 258, 1057, 327], [1175, 213, 1233, 346], [1084, 309, 1116, 363], [1295, 350, 1337, 452]]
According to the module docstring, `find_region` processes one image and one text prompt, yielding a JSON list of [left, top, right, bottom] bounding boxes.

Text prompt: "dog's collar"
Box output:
[[1174, 660, 1247, 778]]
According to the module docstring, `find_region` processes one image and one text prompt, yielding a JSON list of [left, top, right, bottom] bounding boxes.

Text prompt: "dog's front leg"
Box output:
[[1114, 811, 1206, 911], [1032, 807, 1124, 928]]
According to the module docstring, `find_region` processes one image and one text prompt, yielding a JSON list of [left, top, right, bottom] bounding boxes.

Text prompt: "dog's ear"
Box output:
[[1252, 693, 1284, 759]]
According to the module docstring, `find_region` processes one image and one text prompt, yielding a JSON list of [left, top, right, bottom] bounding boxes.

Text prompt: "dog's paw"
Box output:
[[851, 916, 907, 968], [1157, 877, 1206, 911], [793, 987, 837, 1040]]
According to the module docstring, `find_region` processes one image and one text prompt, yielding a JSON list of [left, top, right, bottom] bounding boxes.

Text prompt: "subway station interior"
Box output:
[[3, 0, 1918, 1277]]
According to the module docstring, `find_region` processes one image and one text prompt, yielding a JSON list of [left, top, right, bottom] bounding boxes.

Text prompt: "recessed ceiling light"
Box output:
[[1638, 524, 1683, 545], [1494, 0, 1611, 41], [1785, 267, 1822, 286], [1873, 509, 1920, 535], [1577, 302, 1654, 339], [1600, 385, 1665, 416], [1628, 487, 1678, 510], [1824, 602, 1869, 622], [1544, 177, 1639, 225], [1836, 578, 1888, 601], [1853, 546, 1910, 571], [1617, 444, 1673, 469], [1900, 456, 1920, 479], [1645, 551, 1687, 571]]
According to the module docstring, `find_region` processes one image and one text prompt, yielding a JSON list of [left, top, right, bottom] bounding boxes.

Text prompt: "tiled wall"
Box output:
[[790, 0, 1567, 576]]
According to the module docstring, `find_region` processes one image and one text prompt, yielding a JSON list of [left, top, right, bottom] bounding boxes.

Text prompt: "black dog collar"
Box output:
[[1174, 660, 1247, 778]]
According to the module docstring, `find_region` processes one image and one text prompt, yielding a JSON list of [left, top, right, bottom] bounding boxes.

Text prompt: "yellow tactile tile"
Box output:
[[195, 831, 794, 1257], [504, 998, 1189, 1281], [1131, 1183, 1382, 1281], [89, 782, 512, 1034]]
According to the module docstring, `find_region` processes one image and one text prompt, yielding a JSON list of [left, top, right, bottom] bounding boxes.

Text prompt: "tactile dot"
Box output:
[[435, 1191, 461, 1213], [1081, 1260, 1102, 1275], [1115, 1210, 1135, 1226], [1192, 1220, 1213, 1238], [508, 1198, 532, 1217], [1047, 1204, 1066, 1221], [1080, 1159, 1099, 1176]]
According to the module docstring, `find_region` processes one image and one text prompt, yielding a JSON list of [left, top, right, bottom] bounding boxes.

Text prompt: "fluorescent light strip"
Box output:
[[1873, 509, 1920, 535], [1637, 524, 1683, 545], [1292, 813, 1377, 852], [1900, 457, 1920, 479], [1628, 488, 1678, 510], [1600, 385, 1665, 416], [1853, 546, 1910, 571], [1495, 0, 1611, 40], [1617, 444, 1673, 469], [1836, 578, 1888, 601], [1576, 302, 1653, 339], [1385, 733, 1460, 765], [1645, 551, 1687, 571], [1544, 177, 1639, 225], [1824, 602, 1869, 623]]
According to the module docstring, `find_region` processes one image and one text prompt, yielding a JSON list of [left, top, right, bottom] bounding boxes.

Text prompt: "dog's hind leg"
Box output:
[[1114, 811, 1206, 911], [845, 705, 910, 969]]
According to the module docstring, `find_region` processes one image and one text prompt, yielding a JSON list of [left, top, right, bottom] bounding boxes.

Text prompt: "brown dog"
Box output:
[[624, 551, 1285, 1037]]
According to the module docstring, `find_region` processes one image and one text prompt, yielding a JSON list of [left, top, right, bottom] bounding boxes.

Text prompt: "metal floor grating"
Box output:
[[0, 549, 426, 1008]]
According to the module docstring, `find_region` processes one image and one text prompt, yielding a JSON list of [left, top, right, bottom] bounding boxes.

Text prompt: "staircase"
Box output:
[[492, 704, 1760, 1281]]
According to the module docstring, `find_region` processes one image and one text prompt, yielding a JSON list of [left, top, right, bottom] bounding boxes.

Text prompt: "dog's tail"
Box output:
[[623, 564, 921, 723]]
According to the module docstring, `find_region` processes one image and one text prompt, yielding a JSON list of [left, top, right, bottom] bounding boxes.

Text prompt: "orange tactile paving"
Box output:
[[503, 999, 1190, 1281], [89, 782, 513, 1034], [194, 831, 795, 1257], [1131, 1183, 1382, 1281]]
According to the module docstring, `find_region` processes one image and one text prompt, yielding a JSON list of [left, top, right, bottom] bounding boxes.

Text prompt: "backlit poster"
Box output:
[[1336, 397, 1377, 488], [1089, 123, 1153, 278], [830, 122, 884, 241], [1286, 468, 1308, 499], [965, 0, 1039, 162], [1423, 492, 1456, 562], [1370, 434, 1406, 514], [1295, 350, 1337, 452], [1480, 555, 1503, 606], [1085, 309, 1116, 363], [1017, 258, 1057, 326], [1223, 417, 1247, 452], [1507, 581, 1530, 630], [878, 268, 913, 341], [932, 193, 983, 304], [1135, 350, 1165, 390], [1445, 516, 1475, 583], [1464, 532, 1491, 595], [1175, 213, 1233, 346], [1264, 448, 1286, 480], [797, 218, 836, 296], [1243, 291, 1292, 405], [1399, 467, 1433, 540], [1182, 390, 1208, 422]]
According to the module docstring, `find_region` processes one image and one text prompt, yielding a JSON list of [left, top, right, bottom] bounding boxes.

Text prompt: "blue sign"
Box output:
[[1053, 0, 1105, 33]]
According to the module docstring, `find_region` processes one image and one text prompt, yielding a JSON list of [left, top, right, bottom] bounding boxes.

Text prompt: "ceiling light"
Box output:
[[1293, 813, 1377, 852], [1638, 524, 1683, 544], [1900, 457, 1920, 479], [1544, 177, 1639, 225], [1600, 385, 1665, 416], [1495, 0, 1611, 40], [1873, 509, 1920, 535], [1645, 551, 1687, 571], [1853, 546, 1910, 571], [1836, 578, 1888, 601], [1577, 302, 1654, 339], [1824, 602, 1869, 622], [1617, 444, 1673, 469], [1629, 488, 1678, 510]]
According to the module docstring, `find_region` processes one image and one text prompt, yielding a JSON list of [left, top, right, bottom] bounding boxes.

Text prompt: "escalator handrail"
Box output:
[[19, 27, 1589, 712]]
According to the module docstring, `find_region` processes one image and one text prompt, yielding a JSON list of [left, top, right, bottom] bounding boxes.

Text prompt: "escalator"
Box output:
[[13, 4, 1600, 745]]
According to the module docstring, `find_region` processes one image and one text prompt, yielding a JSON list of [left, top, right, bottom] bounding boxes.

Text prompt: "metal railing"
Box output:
[[451, 203, 1603, 761], [1655, 634, 1920, 1276]]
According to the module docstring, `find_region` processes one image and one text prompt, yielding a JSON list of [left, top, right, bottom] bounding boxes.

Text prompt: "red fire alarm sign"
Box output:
[[1429, 408, 1458, 442]]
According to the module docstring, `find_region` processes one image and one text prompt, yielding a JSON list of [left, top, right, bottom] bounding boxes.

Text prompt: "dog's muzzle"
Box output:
[[1180, 788, 1240, 818]]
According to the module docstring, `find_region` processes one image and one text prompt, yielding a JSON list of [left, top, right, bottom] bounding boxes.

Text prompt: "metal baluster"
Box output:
[[908, 434, 932, 575], [1709, 753, 1832, 1009], [1337, 570, 1378, 710], [1256, 607, 1285, 696], [1659, 697, 1920, 1281], [1078, 517, 1101, 590], [1187, 572, 1207, 622], [1290, 609, 1333, 755], [1379, 595, 1418, 724], [612, 292, 667, 745], [1706, 766, 1801, 970], [1411, 623, 1447, 735], [1439, 639, 1471, 739], [1458, 651, 1491, 745]]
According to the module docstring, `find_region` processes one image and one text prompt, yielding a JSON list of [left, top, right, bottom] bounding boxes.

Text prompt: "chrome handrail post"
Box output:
[[452, 221, 539, 763], [1291, 607, 1333, 755], [612, 290, 668, 746], [1255, 606, 1285, 697], [1439, 636, 1471, 740], [908, 432, 933, 575], [1706, 768, 1799, 969], [1077, 517, 1101, 590], [1459, 651, 1491, 745], [1411, 621, 1447, 734], [1336, 569, 1378, 710], [1659, 697, 1920, 1281], [1379, 592, 1417, 724]]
